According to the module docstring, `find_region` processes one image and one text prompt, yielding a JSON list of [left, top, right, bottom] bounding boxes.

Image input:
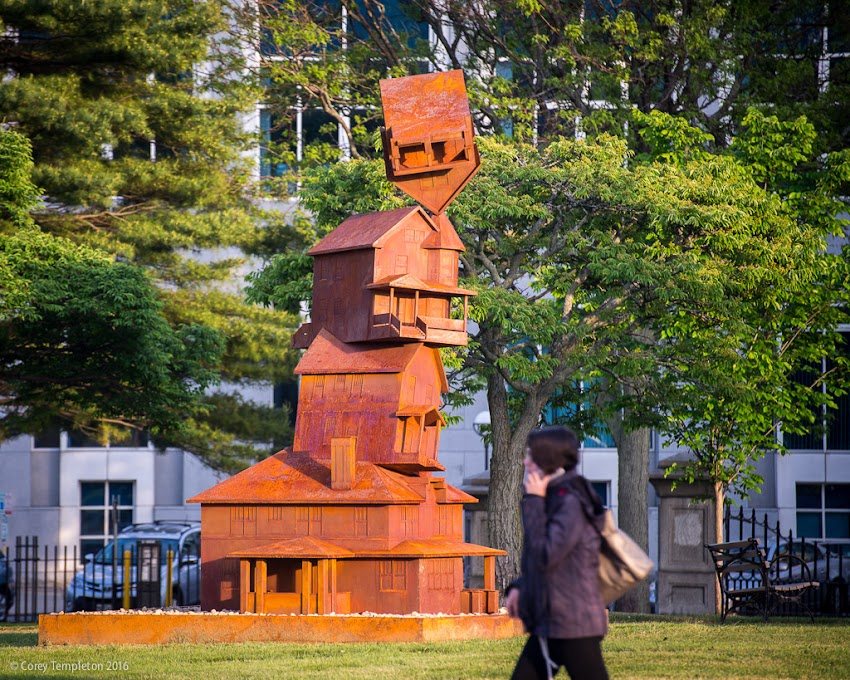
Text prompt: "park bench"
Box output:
[[705, 538, 819, 622]]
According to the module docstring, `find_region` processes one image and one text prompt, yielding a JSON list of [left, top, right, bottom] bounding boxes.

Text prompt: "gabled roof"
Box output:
[[187, 451, 426, 505], [356, 538, 505, 558], [294, 329, 423, 375], [227, 537, 503, 560], [228, 537, 354, 559], [444, 483, 477, 504], [422, 213, 465, 252], [396, 405, 446, 427], [308, 206, 435, 255], [367, 273, 476, 296]]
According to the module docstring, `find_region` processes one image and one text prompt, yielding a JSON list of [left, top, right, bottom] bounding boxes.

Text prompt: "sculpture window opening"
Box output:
[[379, 560, 406, 591]]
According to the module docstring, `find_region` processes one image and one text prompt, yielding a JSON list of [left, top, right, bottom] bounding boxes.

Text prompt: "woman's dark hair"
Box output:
[[526, 426, 580, 474]]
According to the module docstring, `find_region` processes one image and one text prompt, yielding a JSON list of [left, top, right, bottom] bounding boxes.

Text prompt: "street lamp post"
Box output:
[[473, 411, 491, 471]]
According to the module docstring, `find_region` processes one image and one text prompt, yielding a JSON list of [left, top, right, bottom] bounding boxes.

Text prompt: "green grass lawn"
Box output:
[[0, 615, 848, 679]]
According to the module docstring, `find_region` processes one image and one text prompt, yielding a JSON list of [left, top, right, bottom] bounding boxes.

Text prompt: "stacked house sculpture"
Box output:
[[190, 70, 503, 616]]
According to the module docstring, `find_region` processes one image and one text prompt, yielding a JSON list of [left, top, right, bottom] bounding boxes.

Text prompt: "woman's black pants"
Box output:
[[510, 635, 608, 680]]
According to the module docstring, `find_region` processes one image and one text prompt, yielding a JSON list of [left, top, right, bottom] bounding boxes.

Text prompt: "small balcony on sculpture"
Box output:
[[368, 274, 469, 346]]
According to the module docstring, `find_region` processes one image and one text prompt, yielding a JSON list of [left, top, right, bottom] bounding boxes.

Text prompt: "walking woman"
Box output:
[[505, 426, 609, 680]]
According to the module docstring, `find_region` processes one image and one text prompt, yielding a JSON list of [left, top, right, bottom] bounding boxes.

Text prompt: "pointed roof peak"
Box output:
[[308, 205, 434, 256]]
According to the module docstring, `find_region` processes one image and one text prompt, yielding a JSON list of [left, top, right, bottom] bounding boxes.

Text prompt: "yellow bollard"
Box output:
[[165, 550, 173, 607], [122, 550, 131, 610]]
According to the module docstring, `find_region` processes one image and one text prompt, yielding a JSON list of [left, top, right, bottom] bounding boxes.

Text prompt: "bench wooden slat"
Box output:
[[771, 582, 820, 592], [706, 539, 760, 551], [715, 553, 763, 563]]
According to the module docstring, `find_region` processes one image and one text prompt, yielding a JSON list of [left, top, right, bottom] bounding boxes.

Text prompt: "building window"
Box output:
[[583, 427, 616, 449], [79, 481, 134, 557], [33, 424, 61, 448], [590, 481, 609, 508], [67, 429, 149, 448], [796, 483, 850, 538], [785, 331, 849, 451]]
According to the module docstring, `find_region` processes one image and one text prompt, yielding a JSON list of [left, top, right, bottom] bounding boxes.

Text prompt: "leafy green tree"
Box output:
[[0, 127, 39, 227], [248, 110, 848, 592], [649, 109, 850, 611], [243, 3, 850, 615], [0, 1, 299, 469], [254, 0, 850, 161], [0, 129, 224, 444]]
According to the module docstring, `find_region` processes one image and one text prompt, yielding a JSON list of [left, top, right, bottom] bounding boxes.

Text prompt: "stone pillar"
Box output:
[[649, 472, 716, 615]]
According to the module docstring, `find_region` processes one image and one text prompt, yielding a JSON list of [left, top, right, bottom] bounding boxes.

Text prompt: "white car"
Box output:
[[65, 521, 201, 612]]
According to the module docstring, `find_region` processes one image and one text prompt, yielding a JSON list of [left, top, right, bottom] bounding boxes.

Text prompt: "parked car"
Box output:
[[0, 556, 14, 621], [766, 540, 850, 583], [65, 521, 200, 612]]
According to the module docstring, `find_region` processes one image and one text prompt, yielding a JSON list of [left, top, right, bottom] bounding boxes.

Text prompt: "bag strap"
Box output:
[[537, 636, 559, 680], [571, 475, 605, 536]]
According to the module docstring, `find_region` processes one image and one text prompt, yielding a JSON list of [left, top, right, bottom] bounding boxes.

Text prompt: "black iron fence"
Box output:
[[3, 513, 847, 621], [723, 507, 850, 617], [1, 536, 201, 623]]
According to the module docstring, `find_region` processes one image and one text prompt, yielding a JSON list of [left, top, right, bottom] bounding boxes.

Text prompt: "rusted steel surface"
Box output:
[[295, 207, 473, 349], [192, 70, 498, 618], [228, 537, 355, 559], [306, 206, 430, 255], [188, 452, 438, 504], [293, 329, 444, 378], [380, 70, 481, 214], [38, 612, 525, 646]]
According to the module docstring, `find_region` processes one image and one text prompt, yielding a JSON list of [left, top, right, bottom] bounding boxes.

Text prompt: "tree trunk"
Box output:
[[485, 373, 546, 592], [486, 373, 525, 592], [713, 480, 725, 615], [608, 411, 652, 613]]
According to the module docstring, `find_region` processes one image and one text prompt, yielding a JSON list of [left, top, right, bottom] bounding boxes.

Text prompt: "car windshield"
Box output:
[[92, 538, 180, 565], [777, 543, 822, 562]]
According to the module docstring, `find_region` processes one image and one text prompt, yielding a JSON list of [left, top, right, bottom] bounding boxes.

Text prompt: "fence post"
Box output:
[[63, 545, 67, 610], [42, 543, 48, 615], [123, 550, 132, 610], [31, 536, 39, 620], [165, 550, 173, 608]]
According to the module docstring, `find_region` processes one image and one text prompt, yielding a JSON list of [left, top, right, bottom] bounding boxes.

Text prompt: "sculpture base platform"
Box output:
[[38, 611, 525, 646]]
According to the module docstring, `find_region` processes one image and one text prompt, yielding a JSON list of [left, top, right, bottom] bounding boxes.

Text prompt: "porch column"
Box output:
[[317, 558, 329, 614], [254, 559, 267, 614], [483, 555, 498, 613], [330, 559, 338, 612], [239, 559, 251, 613], [301, 559, 313, 614], [483, 555, 496, 591]]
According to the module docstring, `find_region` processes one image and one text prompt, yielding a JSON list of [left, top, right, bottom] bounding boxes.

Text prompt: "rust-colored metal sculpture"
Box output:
[[190, 70, 502, 617], [380, 70, 481, 214]]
